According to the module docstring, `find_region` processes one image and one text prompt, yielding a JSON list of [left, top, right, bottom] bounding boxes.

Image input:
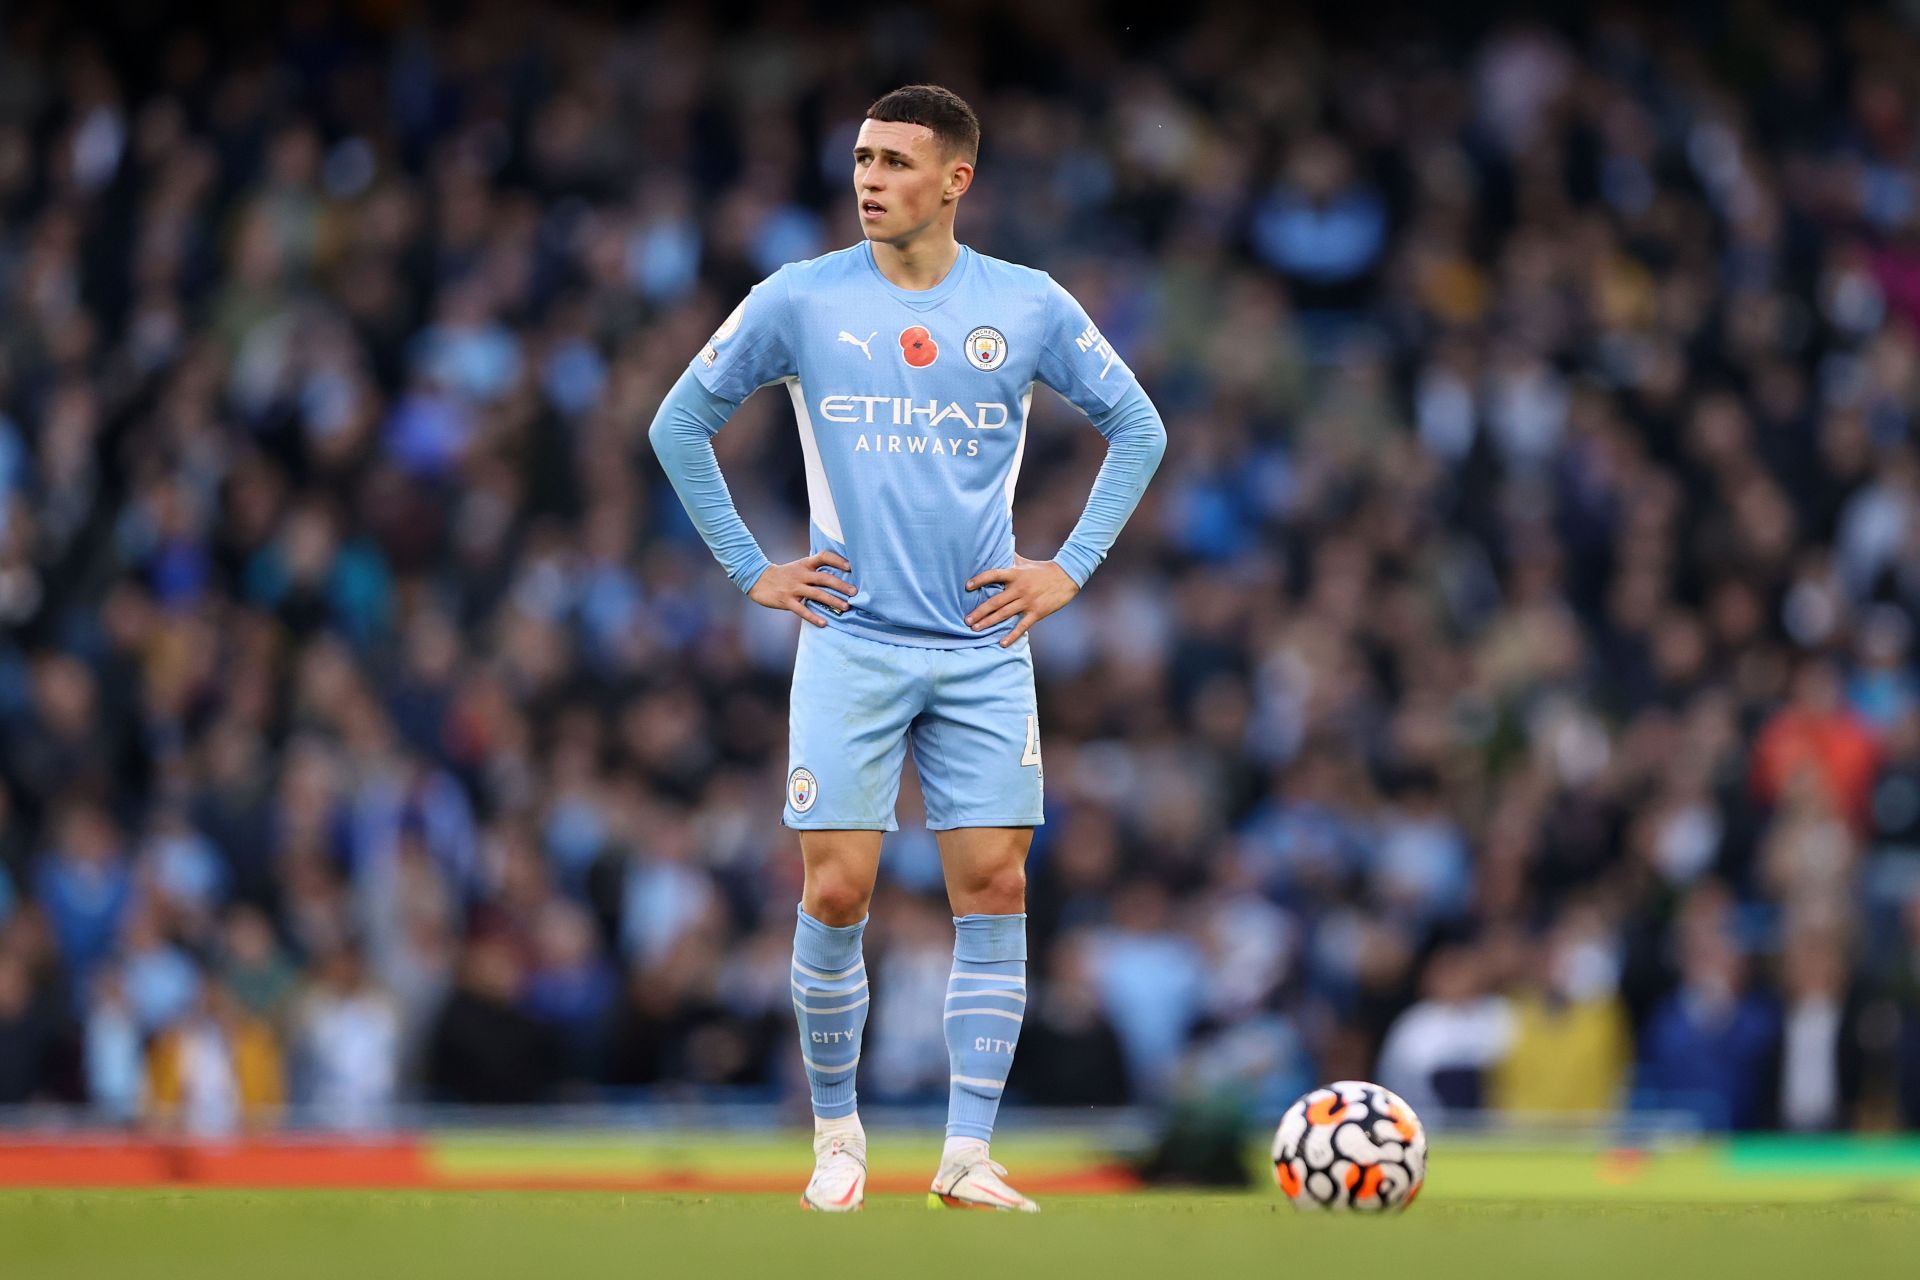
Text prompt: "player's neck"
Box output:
[[869, 230, 961, 292]]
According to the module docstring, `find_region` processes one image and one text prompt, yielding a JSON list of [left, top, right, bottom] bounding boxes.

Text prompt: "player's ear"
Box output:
[[944, 160, 974, 203]]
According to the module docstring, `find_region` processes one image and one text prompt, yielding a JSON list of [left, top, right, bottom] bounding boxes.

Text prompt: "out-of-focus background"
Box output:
[[4, 0, 1920, 1193]]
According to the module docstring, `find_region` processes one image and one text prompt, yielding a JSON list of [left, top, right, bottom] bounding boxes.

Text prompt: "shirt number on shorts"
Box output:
[[1021, 714, 1042, 768]]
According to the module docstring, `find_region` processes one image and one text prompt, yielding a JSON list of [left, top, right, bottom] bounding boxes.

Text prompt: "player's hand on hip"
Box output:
[[965, 554, 1079, 647], [749, 551, 856, 627]]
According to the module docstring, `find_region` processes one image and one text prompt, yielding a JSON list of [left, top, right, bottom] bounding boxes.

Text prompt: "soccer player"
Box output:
[[649, 84, 1166, 1212]]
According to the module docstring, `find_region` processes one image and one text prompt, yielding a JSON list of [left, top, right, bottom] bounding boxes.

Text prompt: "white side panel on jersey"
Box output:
[[1004, 387, 1034, 514], [786, 377, 846, 543]]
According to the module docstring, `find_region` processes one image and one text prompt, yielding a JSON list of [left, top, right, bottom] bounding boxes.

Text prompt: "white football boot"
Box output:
[[800, 1122, 867, 1212], [927, 1143, 1039, 1213]]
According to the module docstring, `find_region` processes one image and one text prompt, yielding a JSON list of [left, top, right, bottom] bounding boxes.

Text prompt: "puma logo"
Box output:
[[838, 330, 878, 359]]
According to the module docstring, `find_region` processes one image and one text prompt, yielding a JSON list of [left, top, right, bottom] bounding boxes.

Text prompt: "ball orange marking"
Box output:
[[1275, 1161, 1302, 1197], [1305, 1091, 1350, 1126]]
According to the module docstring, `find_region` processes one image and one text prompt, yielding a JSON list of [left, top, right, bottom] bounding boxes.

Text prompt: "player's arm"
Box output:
[[648, 372, 856, 626], [648, 278, 856, 626], [1049, 381, 1167, 587], [966, 284, 1167, 647]]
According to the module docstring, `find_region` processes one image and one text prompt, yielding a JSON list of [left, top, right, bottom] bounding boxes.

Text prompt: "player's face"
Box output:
[[852, 119, 968, 243]]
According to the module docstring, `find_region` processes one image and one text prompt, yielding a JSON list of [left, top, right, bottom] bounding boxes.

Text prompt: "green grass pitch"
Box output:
[[11, 1133, 1920, 1279], [6, 1190, 1920, 1280]]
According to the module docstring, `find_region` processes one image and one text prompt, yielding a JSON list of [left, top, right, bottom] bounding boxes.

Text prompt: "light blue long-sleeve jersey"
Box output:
[[649, 241, 1167, 648]]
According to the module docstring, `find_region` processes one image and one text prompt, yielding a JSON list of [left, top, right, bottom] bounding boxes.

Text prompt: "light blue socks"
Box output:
[[792, 906, 869, 1119], [944, 914, 1027, 1141]]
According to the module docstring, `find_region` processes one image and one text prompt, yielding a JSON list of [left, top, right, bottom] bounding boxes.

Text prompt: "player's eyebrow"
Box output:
[[854, 145, 913, 164]]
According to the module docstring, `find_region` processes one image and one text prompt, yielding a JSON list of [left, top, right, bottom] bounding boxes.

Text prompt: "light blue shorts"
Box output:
[[784, 622, 1044, 832]]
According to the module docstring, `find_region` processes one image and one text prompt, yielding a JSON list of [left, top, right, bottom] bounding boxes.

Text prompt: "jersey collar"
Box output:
[[861, 240, 972, 309]]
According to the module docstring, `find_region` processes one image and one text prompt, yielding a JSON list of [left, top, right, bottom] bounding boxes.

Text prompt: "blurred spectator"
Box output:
[[865, 890, 955, 1103], [1900, 897, 1920, 1125], [0, 952, 55, 1104], [84, 971, 143, 1124], [1751, 660, 1880, 831], [4, 659, 114, 824], [1491, 912, 1632, 1116], [1012, 937, 1131, 1107], [220, 907, 299, 1022], [603, 925, 777, 1091], [291, 945, 401, 1130], [521, 899, 617, 1086], [1637, 921, 1780, 1131], [117, 906, 200, 1034], [1372, 770, 1472, 927], [428, 934, 556, 1105], [36, 804, 133, 990], [1764, 924, 1868, 1131], [1086, 882, 1207, 1098], [1251, 136, 1388, 318], [137, 806, 226, 934], [1376, 945, 1514, 1118], [145, 980, 284, 1136]]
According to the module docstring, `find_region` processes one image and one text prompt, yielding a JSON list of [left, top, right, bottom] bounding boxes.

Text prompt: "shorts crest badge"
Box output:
[[788, 767, 819, 814]]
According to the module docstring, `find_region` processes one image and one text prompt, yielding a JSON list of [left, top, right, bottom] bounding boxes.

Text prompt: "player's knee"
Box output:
[[969, 862, 1027, 915], [805, 877, 872, 927]]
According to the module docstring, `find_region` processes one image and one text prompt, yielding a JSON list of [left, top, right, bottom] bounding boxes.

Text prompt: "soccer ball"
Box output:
[[1271, 1080, 1426, 1213]]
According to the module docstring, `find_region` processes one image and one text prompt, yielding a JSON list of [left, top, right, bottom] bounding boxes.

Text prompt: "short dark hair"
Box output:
[[865, 84, 980, 163]]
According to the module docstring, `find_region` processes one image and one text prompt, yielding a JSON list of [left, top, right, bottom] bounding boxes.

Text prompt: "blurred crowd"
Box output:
[[4, 0, 1920, 1135]]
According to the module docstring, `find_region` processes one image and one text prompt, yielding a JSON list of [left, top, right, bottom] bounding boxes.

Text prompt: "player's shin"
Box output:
[[943, 913, 1027, 1144], [792, 906, 869, 1119]]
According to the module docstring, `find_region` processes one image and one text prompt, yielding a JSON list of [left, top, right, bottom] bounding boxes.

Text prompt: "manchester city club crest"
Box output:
[[788, 766, 819, 813], [965, 325, 1007, 371]]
